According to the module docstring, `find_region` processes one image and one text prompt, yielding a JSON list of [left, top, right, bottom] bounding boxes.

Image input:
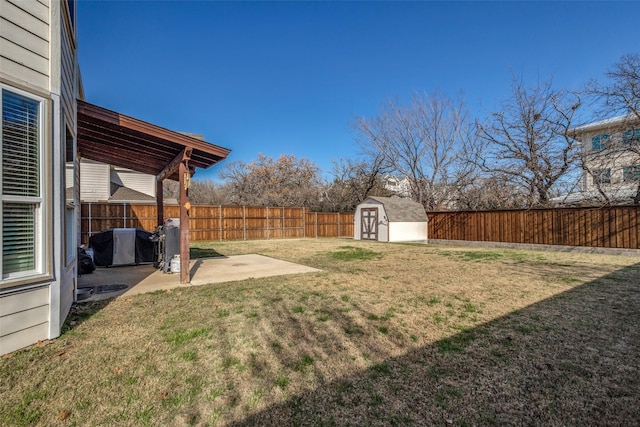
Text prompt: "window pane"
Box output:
[[591, 133, 609, 150], [623, 128, 640, 144], [592, 169, 611, 185], [3, 203, 36, 274], [2, 90, 40, 197], [623, 166, 640, 182]]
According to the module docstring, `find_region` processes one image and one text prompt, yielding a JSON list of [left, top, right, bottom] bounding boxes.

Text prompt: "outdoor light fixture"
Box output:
[[184, 172, 191, 190]]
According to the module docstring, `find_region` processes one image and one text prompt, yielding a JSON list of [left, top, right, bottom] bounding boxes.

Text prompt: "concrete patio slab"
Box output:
[[77, 254, 321, 300]]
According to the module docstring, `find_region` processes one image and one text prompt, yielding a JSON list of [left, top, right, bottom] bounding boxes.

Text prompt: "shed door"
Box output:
[[361, 208, 378, 240]]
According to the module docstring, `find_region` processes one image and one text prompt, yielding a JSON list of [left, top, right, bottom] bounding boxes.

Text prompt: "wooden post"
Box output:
[[156, 179, 164, 227], [266, 206, 269, 240], [179, 161, 190, 284]]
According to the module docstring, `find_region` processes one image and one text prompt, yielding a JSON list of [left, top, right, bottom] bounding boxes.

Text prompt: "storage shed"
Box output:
[[354, 196, 428, 242]]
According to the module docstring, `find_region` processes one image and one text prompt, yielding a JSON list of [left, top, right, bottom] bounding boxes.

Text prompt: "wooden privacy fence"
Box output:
[[80, 203, 354, 245], [428, 206, 640, 249]]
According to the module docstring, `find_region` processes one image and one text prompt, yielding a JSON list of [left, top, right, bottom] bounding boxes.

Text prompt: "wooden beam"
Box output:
[[179, 161, 191, 284], [157, 147, 192, 182], [156, 179, 164, 227], [78, 100, 231, 158]]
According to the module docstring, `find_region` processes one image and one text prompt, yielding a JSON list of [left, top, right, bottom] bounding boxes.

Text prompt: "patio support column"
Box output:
[[156, 179, 164, 227], [179, 161, 191, 284]]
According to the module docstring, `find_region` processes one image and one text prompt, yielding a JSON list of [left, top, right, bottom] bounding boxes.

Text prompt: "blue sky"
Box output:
[[78, 1, 640, 182]]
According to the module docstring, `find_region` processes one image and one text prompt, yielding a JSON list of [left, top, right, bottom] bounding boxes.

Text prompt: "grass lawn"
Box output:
[[1, 239, 639, 426]]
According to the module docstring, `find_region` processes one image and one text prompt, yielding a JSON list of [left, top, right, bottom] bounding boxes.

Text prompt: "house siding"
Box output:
[[111, 167, 156, 197], [0, 0, 54, 355], [1, 0, 79, 355], [80, 161, 110, 201], [0, 286, 50, 354], [56, 0, 78, 333], [0, 0, 50, 92], [60, 1, 76, 129]]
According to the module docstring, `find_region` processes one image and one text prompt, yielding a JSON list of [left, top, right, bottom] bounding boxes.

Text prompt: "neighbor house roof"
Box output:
[[109, 183, 156, 203], [569, 113, 639, 135], [550, 188, 638, 205], [365, 196, 427, 222]]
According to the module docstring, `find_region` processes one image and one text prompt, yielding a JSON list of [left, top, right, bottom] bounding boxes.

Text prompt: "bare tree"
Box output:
[[319, 155, 392, 211], [352, 91, 476, 211], [219, 154, 321, 207], [477, 76, 582, 207], [189, 180, 230, 205], [591, 53, 640, 120], [455, 176, 529, 210], [163, 178, 232, 205]]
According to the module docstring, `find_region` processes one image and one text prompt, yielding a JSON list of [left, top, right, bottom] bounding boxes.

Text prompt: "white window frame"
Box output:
[[0, 84, 47, 284], [623, 165, 640, 183], [592, 168, 612, 185], [591, 133, 609, 151]]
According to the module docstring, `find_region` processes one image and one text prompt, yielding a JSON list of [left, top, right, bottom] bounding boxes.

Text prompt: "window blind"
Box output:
[[2, 89, 41, 276], [2, 203, 36, 274], [2, 90, 40, 197]]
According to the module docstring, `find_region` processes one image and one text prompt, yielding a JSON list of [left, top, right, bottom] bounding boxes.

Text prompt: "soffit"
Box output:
[[77, 100, 230, 180]]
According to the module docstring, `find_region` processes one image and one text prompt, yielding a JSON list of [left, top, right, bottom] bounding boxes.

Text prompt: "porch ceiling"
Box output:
[[77, 100, 230, 180]]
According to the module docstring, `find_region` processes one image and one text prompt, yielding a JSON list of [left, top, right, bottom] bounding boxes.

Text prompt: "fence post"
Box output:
[[219, 205, 223, 241], [243, 205, 247, 240], [338, 212, 341, 238], [123, 203, 127, 228], [302, 207, 305, 238], [88, 202, 92, 241], [315, 212, 318, 238], [266, 206, 269, 240]]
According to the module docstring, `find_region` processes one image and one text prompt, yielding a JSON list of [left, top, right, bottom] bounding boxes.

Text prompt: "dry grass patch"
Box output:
[[1, 239, 639, 426]]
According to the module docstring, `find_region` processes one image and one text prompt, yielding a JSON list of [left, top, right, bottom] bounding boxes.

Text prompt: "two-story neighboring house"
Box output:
[[383, 174, 412, 198], [553, 114, 640, 205]]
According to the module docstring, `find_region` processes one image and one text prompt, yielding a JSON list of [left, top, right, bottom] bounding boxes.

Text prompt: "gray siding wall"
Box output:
[[57, 0, 78, 330], [0, 0, 53, 355], [0, 286, 50, 354], [60, 1, 76, 129], [0, 0, 50, 92]]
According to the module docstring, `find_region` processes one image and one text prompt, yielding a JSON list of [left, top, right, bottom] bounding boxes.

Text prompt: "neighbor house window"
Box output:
[[622, 128, 640, 145], [1, 87, 45, 280], [592, 169, 611, 185], [623, 165, 640, 182], [591, 133, 609, 150]]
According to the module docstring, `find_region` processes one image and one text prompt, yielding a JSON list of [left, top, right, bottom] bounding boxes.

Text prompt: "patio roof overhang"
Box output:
[[77, 100, 230, 180], [77, 100, 231, 283]]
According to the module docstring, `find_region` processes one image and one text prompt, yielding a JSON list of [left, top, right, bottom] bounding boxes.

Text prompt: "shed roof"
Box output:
[[365, 196, 427, 222]]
